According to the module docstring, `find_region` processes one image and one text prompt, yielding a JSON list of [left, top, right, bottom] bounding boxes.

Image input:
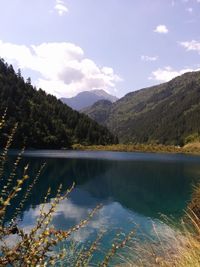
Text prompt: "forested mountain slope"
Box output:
[[81, 100, 112, 125], [84, 71, 200, 145], [0, 58, 117, 148]]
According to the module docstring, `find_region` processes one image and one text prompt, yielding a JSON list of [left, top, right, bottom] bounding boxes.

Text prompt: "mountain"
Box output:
[[81, 99, 112, 125], [60, 89, 118, 110], [0, 58, 117, 148], [83, 71, 200, 146]]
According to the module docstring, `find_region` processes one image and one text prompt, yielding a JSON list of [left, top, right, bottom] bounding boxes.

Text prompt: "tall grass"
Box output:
[[114, 184, 200, 267]]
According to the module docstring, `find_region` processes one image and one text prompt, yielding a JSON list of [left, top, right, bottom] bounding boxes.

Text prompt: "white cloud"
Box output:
[[141, 55, 158, 62], [186, 7, 193, 13], [0, 40, 121, 97], [154, 25, 169, 34], [183, 0, 200, 3], [54, 0, 68, 16], [182, 0, 200, 4], [24, 197, 111, 243], [180, 40, 200, 54], [171, 1, 175, 7], [149, 66, 200, 82]]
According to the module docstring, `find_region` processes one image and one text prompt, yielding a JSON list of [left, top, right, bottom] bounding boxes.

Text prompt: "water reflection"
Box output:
[[3, 151, 200, 264], [5, 152, 200, 223]]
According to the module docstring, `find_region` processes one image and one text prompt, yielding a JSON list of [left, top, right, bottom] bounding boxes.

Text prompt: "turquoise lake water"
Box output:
[[4, 150, 200, 265]]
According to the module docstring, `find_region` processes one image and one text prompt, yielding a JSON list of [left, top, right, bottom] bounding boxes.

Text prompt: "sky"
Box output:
[[0, 0, 200, 98]]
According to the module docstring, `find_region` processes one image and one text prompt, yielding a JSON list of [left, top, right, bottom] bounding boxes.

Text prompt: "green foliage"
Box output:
[[84, 71, 200, 146], [185, 133, 200, 144], [82, 99, 112, 125], [0, 58, 117, 148]]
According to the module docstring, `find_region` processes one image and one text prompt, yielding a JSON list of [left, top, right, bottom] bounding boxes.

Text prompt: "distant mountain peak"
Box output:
[[60, 89, 118, 110]]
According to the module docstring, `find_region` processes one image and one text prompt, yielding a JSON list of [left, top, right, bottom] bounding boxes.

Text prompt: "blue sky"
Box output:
[[0, 0, 200, 98]]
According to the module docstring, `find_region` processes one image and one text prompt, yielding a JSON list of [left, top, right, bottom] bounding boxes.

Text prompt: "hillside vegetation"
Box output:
[[81, 99, 112, 125], [0, 58, 117, 148], [84, 71, 200, 146]]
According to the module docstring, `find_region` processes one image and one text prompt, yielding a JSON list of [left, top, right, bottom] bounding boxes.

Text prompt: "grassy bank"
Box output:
[[72, 142, 200, 155]]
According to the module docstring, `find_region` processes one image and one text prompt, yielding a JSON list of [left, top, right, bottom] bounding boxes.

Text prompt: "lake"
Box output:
[[4, 150, 200, 265]]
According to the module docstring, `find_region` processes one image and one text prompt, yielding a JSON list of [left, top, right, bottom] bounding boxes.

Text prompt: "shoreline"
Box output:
[[72, 143, 200, 155]]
